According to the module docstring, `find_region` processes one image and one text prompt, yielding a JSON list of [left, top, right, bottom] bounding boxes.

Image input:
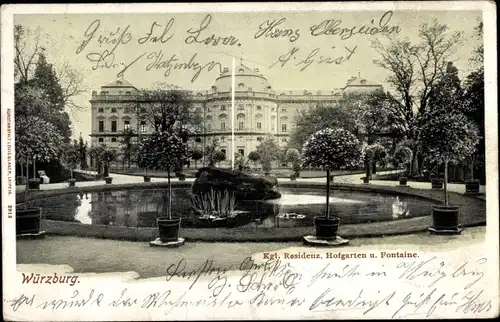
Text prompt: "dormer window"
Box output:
[[360, 79, 367, 85], [126, 91, 131, 95], [116, 81, 123, 85], [239, 68, 244, 73], [238, 83, 244, 88]]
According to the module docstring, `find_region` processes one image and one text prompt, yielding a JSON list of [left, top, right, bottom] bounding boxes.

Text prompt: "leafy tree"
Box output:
[[88, 145, 105, 174], [213, 150, 226, 167], [289, 103, 356, 149], [393, 144, 413, 176], [285, 148, 302, 174], [371, 20, 464, 174], [63, 141, 81, 179], [140, 85, 194, 136], [190, 148, 203, 168], [16, 115, 63, 208], [418, 111, 479, 205], [119, 128, 136, 169], [137, 132, 189, 219], [31, 52, 65, 111], [256, 135, 281, 170], [99, 146, 118, 178], [204, 139, 221, 167], [248, 151, 261, 168], [302, 128, 362, 219], [78, 135, 88, 169]]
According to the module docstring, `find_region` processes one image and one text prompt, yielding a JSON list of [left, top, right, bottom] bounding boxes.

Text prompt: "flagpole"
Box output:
[[231, 56, 236, 170]]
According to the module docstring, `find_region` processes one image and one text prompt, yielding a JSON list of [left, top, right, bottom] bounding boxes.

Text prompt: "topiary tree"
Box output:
[[190, 148, 203, 168], [137, 131, 189, 219], [302, 128, 362, 218], [286, 148, 302, 175], [248, 151, 261, 168], [16, 115, 63, 208], [63, 141, 81, 179], [418, 111, 479, 205], [213, 150, 226, 167], [393, 144, 413, 176], [99, 146, 117, 178]]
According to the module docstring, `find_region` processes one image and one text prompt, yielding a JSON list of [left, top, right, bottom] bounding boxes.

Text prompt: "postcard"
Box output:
[[2, 2, 498, 320]]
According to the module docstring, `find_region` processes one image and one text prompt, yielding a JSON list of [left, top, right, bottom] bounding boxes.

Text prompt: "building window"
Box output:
[[271, 123, 275, 131], [238, 122, 244, 130], [238, 148, 244, 156], [207, 108, 212, 112], [281, 123, 287, 132], [238, 83, 244, 88], [124, 120, 130, 130], [221, 137, 226, 143], [238, 104, 244, 110], [257, 105, 262, 110], [98, 137, 104, 142], [140, 121, 146, 132], [207, 123, 211, 131], [221, 105, 226, 111], [111, 108, 117, 113], [196, 107, 202, 113], [98, 121, 104, 132], [221, 122, 226, 130], [281, 138, 287, 142], [124, 108, 130, 113], [140, 107, 146, 113], [126, 91, 131, 95], [271, 107, 275, 112], [257, 137, 263, 142], [221, 149, 226, 157], [281, 108, 287, 112], [257, 122, 262, 130], [111, 138, 117, 142], [111, 120, 117, 132], [98, 108, 104, 113]]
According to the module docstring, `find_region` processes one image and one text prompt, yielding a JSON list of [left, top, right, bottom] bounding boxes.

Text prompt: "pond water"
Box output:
[[29, 187, 435, 229]]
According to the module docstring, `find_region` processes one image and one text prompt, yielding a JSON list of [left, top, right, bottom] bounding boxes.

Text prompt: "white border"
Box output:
[[2, 2, 498, 320]]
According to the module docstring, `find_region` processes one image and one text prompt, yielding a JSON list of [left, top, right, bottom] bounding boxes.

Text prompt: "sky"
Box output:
[[13, 8, 483, 142]]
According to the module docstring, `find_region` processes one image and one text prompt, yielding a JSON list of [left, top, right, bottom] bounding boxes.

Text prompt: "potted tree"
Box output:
[[394, 145, 413, 186], [248, 151, 261, 170], [191, 148, 203, 169], [286, 148, 301, 180], [302, 128, 362, 241], [100, 146, 117, 184], [138, 131, 189, 244], [64, 141, 80, 188], [15, 115, 62, 236], [419, 111, 479, 234], [465, 155, 480, 195]]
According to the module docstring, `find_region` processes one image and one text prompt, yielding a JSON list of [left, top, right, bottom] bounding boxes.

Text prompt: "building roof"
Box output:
[[102, 78, 137, 88], [344, 76, 381, 88], [212, 61, 273, 93]]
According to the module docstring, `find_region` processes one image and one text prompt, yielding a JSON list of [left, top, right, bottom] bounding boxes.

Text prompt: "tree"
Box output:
[[14, 25, 87, 111], [78, 135, 88, 169], [119, 128, 136, 170], [289, 102, 356, 149], [285, 148, 302, 174], [31, 52, 65, 111], [99, 146, 118, 178], [137, 132, 189, 219], [16, 115, 63, 208], [462, 21, 485, 183], [88, 145, 105, 174], [213, 151, 226, 167], [204, 139, 219, 167], [63, 141, 81, 179], [140, 85, 194, 135], [393, 144, 413, 176], [256, 135, 281, 171], [371, 20, 464, 174], [418, 111, 479, 205], [190, 148, 203, 168], [302, 128, 362, 219], [248, 151, 261, 168]]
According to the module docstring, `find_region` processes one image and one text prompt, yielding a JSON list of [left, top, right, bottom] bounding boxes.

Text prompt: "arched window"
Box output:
[[206, 115, 212, 120], [236, 113, 246, 120], [255, 113, 263, 119], [219, 113, 228, 119]]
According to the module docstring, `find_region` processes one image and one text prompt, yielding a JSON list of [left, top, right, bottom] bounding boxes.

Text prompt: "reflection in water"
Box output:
[[32, 188, 432, 229]]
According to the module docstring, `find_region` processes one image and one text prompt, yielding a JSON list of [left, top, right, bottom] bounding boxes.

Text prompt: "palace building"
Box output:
[[89, 61, 382, 167]]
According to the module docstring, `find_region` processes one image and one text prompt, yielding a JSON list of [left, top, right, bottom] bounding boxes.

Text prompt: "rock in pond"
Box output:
[[192, 167, 281, 201]]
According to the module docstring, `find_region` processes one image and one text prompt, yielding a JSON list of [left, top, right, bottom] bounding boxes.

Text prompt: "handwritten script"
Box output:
[[75, 11, 402, 81], [5, 254, 494, 319]]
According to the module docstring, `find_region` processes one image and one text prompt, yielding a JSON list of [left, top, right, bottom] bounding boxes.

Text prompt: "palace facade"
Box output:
[[89, 62, 382, 166]]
